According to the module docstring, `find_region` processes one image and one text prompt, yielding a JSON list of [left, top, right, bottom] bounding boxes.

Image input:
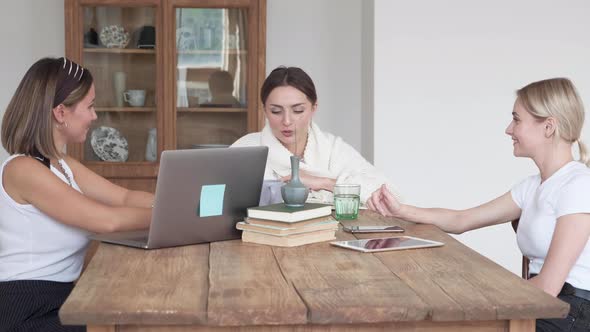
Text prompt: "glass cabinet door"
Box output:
[[81, 5, 159, 163], [175, 7, 249, 150]]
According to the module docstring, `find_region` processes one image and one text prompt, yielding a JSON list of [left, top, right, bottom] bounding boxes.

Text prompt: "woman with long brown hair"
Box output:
[[0, 57, 153, 331]]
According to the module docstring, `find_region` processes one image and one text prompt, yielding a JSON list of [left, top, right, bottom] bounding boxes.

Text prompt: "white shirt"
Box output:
[[231, 122, 399, 203], [511, 161, 590, 291], [0, 155, 89, 282]]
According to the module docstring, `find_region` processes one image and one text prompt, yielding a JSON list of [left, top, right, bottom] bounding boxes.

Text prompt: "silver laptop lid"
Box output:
[[147, 146, 268, 249]]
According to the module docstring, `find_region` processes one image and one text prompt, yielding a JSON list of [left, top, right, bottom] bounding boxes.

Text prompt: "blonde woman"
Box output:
[[368, 78, 590, 332], [0, 57, 153, 331]]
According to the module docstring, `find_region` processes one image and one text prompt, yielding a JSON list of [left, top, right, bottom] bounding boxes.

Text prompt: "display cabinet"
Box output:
[[65, 0, 266, 192]]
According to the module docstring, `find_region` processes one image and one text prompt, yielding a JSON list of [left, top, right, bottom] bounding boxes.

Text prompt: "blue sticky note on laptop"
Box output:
[[199, 184, 226, 217]]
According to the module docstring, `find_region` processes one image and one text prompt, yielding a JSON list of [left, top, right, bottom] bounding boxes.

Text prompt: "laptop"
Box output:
[[91, 146, 268, 249]]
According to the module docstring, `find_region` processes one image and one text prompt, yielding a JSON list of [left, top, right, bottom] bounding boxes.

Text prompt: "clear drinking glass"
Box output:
[[334, 184, 360, 220]]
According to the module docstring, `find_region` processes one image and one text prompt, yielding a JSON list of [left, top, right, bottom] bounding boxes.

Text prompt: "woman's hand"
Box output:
[[367, 184, 402, 217], [281, 170, 336, 192]]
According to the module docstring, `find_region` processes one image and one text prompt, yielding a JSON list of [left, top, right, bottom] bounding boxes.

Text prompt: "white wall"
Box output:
[[266, 0, 363, 151], [360, 1, 374, 162], [0, 1, 64, 161], [374, 0, 590, 274]]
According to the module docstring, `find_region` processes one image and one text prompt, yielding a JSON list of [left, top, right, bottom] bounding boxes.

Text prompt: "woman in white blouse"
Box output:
[[368, 78, 590, 332], [231, 66, 398, 204]]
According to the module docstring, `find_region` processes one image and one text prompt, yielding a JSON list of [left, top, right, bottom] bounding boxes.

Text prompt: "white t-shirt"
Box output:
[[511, 161, 590, 291], [0, 155, 89, 282]]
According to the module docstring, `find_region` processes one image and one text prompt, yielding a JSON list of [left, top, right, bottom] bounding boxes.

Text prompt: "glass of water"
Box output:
[[334, 184, 361, 220]]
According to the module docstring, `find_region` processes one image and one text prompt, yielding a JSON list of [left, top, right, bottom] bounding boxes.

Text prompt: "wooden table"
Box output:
[[60, 210, 568, 331]]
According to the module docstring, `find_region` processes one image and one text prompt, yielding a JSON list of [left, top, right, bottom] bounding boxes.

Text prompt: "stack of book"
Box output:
[[238, 203, 337, 247]]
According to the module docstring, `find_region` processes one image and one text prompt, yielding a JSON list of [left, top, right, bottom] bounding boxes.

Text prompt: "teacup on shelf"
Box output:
[[123, 90, 146, 107]]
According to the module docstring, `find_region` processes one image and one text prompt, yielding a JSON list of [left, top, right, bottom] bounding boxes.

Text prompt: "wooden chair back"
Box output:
[[511, 219, 530, 279]]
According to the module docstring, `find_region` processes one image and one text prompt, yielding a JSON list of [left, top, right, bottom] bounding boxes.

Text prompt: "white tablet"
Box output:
[[330, 236, 444, 253]]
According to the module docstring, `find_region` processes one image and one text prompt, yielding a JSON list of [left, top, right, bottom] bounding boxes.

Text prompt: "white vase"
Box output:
[[113, 71, 126, 107], [145, 128, 157, 161]]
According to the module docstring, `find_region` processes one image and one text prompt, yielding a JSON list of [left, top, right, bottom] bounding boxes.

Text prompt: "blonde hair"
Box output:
[[517, 78, 589, 166], [1, 58, 93, 160]]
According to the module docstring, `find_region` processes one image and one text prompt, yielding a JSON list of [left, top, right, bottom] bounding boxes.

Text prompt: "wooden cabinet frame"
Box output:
[[64, 0, 266, 191]]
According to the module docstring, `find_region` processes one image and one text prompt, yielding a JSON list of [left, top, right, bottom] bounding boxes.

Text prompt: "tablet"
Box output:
[[330, 236, 444, 253]]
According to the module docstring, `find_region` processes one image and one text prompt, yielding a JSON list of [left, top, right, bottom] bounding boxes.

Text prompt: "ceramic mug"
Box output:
[[123, 90, 146, 107]]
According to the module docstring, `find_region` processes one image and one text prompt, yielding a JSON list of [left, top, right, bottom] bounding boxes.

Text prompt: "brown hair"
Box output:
[[260, 66, 317, 105], [1, 57, 93, 160]]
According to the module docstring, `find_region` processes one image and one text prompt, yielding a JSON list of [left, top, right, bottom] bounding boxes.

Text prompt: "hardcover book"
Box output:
[[236, 219, 338, 236], [241, 229, 337, 247], [247, 203, 332, 223], [245, 215, 336, 228]]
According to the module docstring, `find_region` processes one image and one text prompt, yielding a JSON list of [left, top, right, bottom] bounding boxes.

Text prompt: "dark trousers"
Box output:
[[0, 280, 85, 332], [536, 282, 590, 332]]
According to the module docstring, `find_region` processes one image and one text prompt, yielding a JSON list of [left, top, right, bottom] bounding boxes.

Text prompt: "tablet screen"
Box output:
[[330, 236, 443, 252]]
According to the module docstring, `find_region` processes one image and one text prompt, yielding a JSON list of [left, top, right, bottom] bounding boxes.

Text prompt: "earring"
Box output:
[[55, 122, 69, 129]]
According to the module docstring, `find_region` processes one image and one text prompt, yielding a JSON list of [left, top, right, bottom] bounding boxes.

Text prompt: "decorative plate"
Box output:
[[90, 126, 129, 162], [99, 25, 130, 48]]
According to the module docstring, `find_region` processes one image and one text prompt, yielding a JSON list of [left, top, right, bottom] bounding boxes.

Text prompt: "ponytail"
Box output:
[[578, 140, 590, 167]]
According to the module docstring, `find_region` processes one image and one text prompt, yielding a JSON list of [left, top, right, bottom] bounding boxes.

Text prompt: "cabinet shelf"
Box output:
[[95, 107, 156, 112], [177, 107, 247, 113], [86, 161, 157, 166], [176, 49, 247, 55], [84, 48, 155, 54]]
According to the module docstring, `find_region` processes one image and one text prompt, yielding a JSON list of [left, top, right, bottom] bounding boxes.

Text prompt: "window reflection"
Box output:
[[176, 8, 247, 108]]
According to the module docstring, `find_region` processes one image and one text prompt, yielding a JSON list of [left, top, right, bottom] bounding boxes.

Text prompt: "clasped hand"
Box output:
[[367, 184, 402, 217]]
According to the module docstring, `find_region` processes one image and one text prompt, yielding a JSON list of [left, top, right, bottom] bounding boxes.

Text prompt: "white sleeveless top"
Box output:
[[0, 155, 89, 282]]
